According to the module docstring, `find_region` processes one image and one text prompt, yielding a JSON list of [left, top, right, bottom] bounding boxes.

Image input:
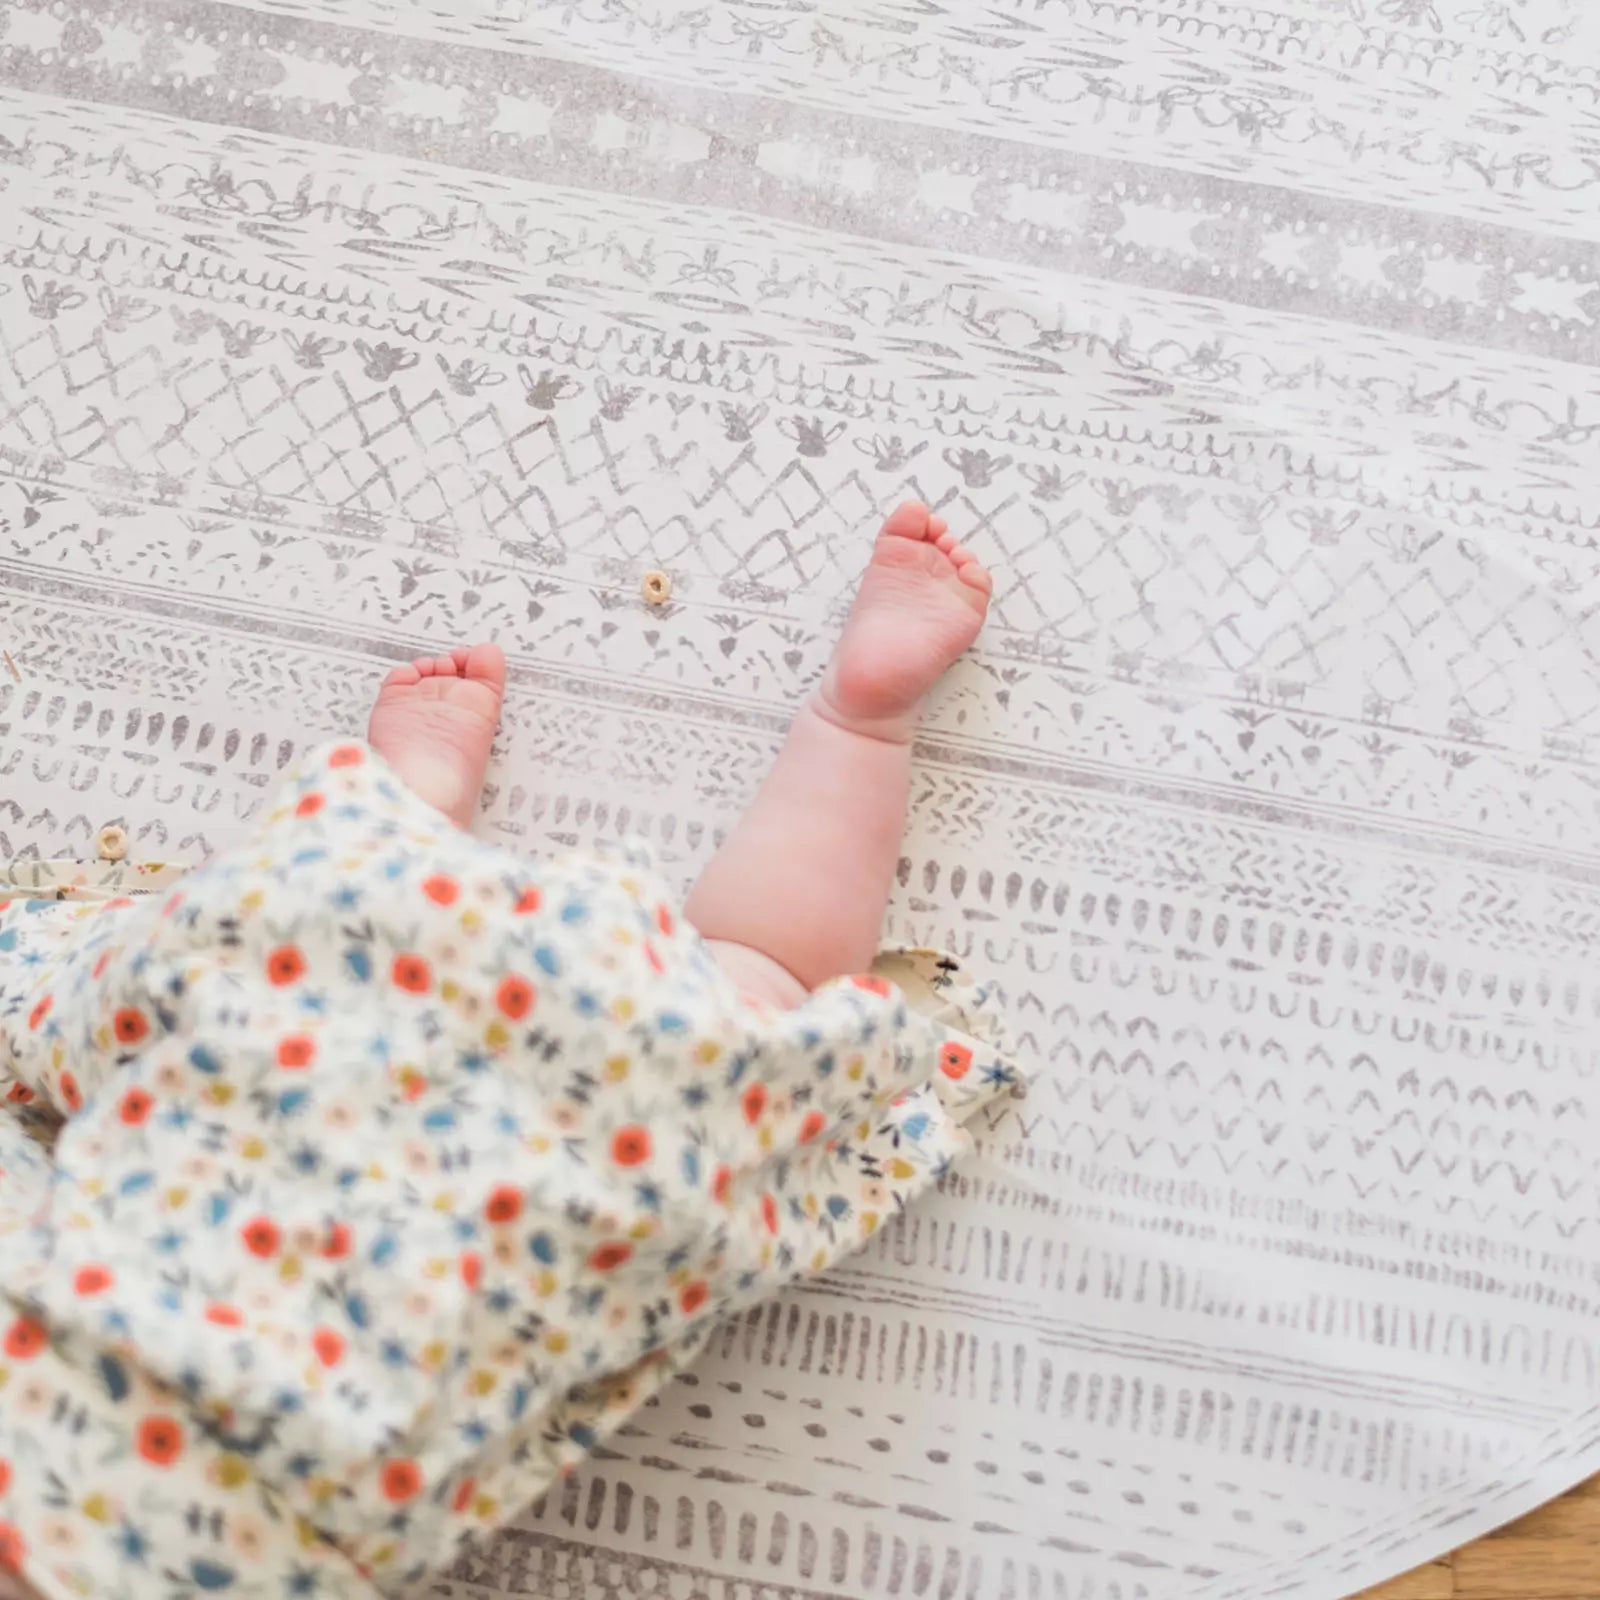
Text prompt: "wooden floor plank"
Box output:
[[1487, 1477, 1600, 1542], [1354, 1476, 1600, 1600], [1454, 1540, 1600, 1598]]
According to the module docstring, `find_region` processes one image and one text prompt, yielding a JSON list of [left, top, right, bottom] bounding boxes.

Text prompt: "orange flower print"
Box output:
[[851, 974, 892, 997], [484, 1186, 523, 1225], [205, 1303, 244, 1328], [240, 1217, 281, 1259], [422, 874, 458, 906], [513, 886, 542, 914], [680, 1280, 709, 1314], [74, 1265, 113, 1297], [799, 1110, 826, 1143], [0, 1459, 9, 1496], [460, 1252, 482, 1290], [711, 1165, 733, 1204], [2, 1317, 46, 1361], [392, 953, 432, 994], [589, 1240, 632, 1272], [940, 1042, 972, 1079], [328, 744, 364, 768], [452, 1476, 477, 1514], [321, 1222, 352, 1260], [137, 1415, 184, 1467], [611, 1125, 651, 1167], [762, 1193, 780, 1235], [741, 1082, 767, 1124], [496, 974, 534, 1020], [312, 1327, 345, 1368], [59, 1071, 82, 1113], [26, 995, 50, 1031], [381, 1460, 422, 1503], [4, 1085, 31, 1105], [295, 792, 325, 818], [266, 945, 306, 987], [112, 1006, 149, 1045], [119, 1087, 154, 1126], [0, 1523, 25, 1574], [277, 1034, 316, 1069], [656, 905, 675, 937]]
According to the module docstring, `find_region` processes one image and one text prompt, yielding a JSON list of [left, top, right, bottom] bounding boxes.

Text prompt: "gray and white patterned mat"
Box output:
[[4, 1, 1600, 1596]]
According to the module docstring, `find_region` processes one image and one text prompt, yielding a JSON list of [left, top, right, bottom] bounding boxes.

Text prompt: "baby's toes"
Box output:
[[381, 662, 423, 691], [878, 501, 934, 543], [958, 561, 994, 598]]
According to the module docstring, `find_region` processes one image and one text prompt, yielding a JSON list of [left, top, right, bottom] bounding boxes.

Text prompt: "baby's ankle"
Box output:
[[810, 680, 920, 746]]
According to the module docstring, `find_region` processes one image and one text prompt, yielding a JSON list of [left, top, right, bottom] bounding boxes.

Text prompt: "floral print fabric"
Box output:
[[0, 742, 1018, 1599]]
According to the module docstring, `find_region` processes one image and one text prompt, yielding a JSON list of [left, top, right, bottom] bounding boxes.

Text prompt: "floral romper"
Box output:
[[0, 742, 1019, 1599]]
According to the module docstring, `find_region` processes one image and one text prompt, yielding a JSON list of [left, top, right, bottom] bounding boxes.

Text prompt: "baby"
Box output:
[[0, 504, 1018, 1599]]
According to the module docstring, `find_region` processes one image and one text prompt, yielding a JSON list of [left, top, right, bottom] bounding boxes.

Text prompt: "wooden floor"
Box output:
[[1360, 1476, 1600, 1599]]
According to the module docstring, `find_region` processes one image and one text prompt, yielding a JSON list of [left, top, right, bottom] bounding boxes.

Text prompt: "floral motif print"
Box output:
[[0, 743, 1019, 1599]]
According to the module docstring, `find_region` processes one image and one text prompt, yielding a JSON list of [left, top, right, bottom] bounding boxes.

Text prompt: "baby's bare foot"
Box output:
[[818, 501, 991, 741], [367, 644, 506, 828]]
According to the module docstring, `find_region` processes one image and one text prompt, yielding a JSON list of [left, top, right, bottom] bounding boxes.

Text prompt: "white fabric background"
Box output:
[[3, 1, 1600, 1596]]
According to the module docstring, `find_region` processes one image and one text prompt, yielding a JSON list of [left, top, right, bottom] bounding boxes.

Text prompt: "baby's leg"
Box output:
[[686, 503, 991, 1005]]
